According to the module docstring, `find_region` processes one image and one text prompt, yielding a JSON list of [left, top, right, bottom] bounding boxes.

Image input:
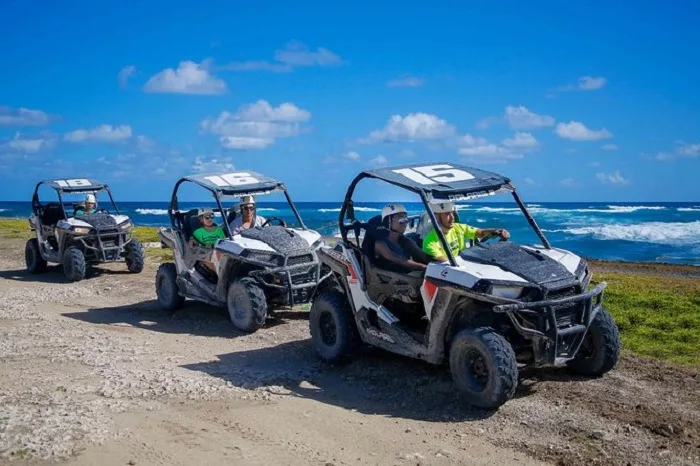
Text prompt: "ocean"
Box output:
[[1, 201, 699, 266]]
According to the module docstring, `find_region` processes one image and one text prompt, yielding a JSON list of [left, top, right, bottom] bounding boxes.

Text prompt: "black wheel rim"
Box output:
[[319, 311, 337, 347], [462, 348, 490, 392]]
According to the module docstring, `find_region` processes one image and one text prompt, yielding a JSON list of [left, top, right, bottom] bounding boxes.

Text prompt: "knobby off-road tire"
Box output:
[[155, 263, 185, 311], [25, 238, 47, 274], [124, 237, 145, 273], [309, 289, 359, 364], [567, 308, 621, 376], [449, 327, 518, 409], [62, 246, 86, 282], [227, 278, 267, 333]]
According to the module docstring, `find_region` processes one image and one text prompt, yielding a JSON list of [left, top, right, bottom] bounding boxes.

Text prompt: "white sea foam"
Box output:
[[0, 208, 8, 213], [471, 205, 667, 215], [135, 208, 169, 215], [256, 208, 278, 212], [547, 221, 700, 244], [678, 207, 700, 212], [605, 205, 667, 212], [318, 207, 380, 213], [527, 204, 541, 208]]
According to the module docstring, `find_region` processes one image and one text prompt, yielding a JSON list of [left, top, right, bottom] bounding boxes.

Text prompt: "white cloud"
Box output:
[[677, 142, 700, 157], [64, 124, 132, 143], [118, 65, 136, 88], [274, 41, 344, 67], [457, 134, 522, 160], [559, 178, 577, 187], [360, 113, 456, 144], [555, 121, 613, 141], [220, 136, 274, 150], [654, 152, 674, 161], [556, 76, 607, 92], [475, 116, 500, 130], [0, 106, 51, 126], [504, 106, 555, 130], [601, 143, 619, 151], [200, 100, 311, 150], [143, 61, 227, 95], [191, 156, 235, 172], [3, 133, 54, 153], [387, 76, 424, 88], [344, 151, 361, 161], [596, 170, 630, 185], [135, 135, 156, 153], [501, 132, 539, 149], [369, 155, 389, 166]]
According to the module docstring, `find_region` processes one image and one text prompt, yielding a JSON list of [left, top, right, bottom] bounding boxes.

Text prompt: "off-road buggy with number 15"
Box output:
[[309, 163, 621, 409]]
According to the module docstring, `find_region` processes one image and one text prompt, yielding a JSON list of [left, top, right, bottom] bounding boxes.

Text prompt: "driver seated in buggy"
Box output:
[[228, 196, 266, 235], [422, 201, 510, 262], [74, 193, 97, 216]]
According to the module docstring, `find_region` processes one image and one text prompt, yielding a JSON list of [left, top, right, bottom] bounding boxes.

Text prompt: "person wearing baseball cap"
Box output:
[[422, 201, 510, 262], [190, 207, 226, 246], [373, 203, 430, 274], [74, 193, 97, 216], [228, 195, 267, 235]]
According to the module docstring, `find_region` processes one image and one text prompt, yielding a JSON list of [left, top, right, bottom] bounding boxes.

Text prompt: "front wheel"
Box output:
[[227, 278, 268, 333], [449, 327, 518, 409], [567, 308, 621, 376], [124, 238, 145, 273], [155, 263, 185, 311], [25, 238, 47, 274], [62, 246, 86, 282], [309, 289, 359, 364]]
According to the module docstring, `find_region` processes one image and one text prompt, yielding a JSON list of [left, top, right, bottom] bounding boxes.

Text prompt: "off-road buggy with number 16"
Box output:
[[156, 171, 329, 333], [309, 162, 621, 409]]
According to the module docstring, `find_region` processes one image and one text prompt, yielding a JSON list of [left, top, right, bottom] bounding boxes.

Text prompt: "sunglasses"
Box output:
[[202, 215, 214, 220], [242, 206, 255, 211], [394, 216, 409, 224]]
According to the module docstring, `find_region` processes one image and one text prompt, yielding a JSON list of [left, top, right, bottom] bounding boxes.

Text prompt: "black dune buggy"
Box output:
[[309, 162, 621, 409]]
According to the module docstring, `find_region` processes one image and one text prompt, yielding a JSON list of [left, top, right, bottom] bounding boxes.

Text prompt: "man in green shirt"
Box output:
[[422, 201, 510, 262], [190, 208, 226, 247], [74, 194, 97, 216]]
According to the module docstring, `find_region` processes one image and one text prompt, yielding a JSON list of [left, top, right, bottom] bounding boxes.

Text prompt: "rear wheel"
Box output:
[[227, 278, 267, 333], [155, 263, 185, 311], [62, 246, 86, 282], [449, 327, 518, 409], [25, 238, 47, 274], [124, 238, 145, 273], [309, 289, 359, 364], [567, 308, 621, 376]]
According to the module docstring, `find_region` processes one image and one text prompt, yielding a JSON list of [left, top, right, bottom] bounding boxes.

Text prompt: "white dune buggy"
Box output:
[[25, 178, 144, 281], [309, 163, 621, 409], [156, 171, 329, 333]]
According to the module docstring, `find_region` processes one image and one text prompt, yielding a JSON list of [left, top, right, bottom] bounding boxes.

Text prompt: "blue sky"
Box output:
[[1, 0, 699, 202]]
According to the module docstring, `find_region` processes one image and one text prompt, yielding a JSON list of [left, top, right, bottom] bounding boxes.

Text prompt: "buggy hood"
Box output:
[[240, 226, 319, 254]]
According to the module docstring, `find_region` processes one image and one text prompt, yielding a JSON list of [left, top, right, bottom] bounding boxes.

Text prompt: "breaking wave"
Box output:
[[135, 208, 169, 215], [546, 221, 700, 244], [0, 208, 8, 213], [678, 207, 700, 212], [469, 205, 668, 215]]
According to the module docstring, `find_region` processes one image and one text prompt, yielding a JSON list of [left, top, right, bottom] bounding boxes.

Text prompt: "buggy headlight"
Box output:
[[72, 226, 92, 235], [119, 220, 132, 230], [244, 250, 283, 266], [491, 285, 523, 299], [312, 238, 325, 249]]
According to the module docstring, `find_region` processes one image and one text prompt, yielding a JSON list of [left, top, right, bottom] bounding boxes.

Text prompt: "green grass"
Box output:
[[596, 272, 700, 366]]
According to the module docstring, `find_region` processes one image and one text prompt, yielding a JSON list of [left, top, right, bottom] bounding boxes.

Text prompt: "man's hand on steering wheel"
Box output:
[[262, 217, 287, 228], [479, 228, 510, 243]]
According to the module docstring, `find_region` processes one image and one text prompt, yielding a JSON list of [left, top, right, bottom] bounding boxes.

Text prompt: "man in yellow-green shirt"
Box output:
[[422, 201, 510, 262]]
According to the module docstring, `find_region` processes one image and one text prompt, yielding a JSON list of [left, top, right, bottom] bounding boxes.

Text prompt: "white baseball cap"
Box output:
[[431, 200, 455, 214], [85, 193, 96, 203], [198, 207, 214, 217], [240, 195, 256, 206], [381, 203, 407, 220]]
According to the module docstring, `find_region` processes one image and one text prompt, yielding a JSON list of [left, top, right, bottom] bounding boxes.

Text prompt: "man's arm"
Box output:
[[375, 240, 427, 271], [475, 228, 510, 240], [422, 233, 448, 263]]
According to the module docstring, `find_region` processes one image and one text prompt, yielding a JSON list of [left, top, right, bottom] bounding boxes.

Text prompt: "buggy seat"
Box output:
[[40, 202, 66, 226]]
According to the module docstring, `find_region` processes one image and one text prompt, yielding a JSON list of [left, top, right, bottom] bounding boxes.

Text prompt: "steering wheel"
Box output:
[[97, 208, 109, 214], [262, 217, 287, 228], [479, 229, 508, 243]]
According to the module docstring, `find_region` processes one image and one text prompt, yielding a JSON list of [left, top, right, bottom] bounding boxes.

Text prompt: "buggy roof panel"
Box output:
[[40, 178, 108, 193], [361, 163, 511, 198], [181, 171, 285, 195]]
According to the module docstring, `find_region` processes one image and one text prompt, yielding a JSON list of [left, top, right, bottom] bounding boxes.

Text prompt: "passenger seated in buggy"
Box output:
[[372, 204, 430, 274], [189, 207, 226, 247]]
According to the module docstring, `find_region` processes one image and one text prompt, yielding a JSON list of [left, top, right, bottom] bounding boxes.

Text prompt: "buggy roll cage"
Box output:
[[167, 171, 307, 239], [338, 164, 551, 267], [31, 179, 120, 220]]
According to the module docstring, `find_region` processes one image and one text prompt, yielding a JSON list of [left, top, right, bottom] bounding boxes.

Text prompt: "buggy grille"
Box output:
[[546, 286, 582, 328], [288, 254, 313, 266]]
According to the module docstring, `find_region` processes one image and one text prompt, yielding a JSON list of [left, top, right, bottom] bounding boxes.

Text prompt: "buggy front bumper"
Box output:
[[74, 230, 134, 262], [249, 263, 332, 306], [493, 282, 607, 365]]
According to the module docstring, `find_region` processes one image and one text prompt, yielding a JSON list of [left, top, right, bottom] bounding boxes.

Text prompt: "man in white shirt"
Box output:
[[228, 196, 266, 235]]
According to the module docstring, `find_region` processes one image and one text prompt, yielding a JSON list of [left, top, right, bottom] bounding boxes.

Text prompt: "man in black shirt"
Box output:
[[373, 204, 430, 274]]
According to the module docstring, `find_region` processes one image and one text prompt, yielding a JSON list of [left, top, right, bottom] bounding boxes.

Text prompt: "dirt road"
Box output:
[[0, 239, 698, 465]]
